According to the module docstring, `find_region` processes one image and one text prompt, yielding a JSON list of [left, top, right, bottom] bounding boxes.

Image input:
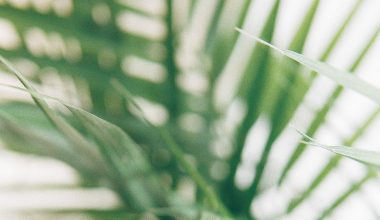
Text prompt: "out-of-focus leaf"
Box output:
[[204, 1, 225, 53], [164, 0, 179, 119], [67, 105, 168, 210], [244, 0, 320, 207], [209, 0, 252, 81], [0, 55, 169, 211], [200, 211, 233, 220], [0, 56, 107, 175], [318, 0, 364, 61], [0, 0, 375, 218], [0, 102, 53, 128], [317, 171, 375, 220], [222, 0, 281, 214], [113, 80, 230, 217], [0, 110, 99, 180]]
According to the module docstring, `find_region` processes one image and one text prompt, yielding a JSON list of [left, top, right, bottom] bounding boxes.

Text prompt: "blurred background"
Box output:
[[0, 0, 380, 219]]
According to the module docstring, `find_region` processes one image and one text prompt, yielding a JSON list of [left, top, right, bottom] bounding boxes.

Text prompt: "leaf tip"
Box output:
[[235, 27, 284, 54]]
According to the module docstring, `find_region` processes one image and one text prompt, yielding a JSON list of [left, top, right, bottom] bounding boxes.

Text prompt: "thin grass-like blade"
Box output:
[[287, 108, 380, 212], [279, 27, 380, 186], [297, 132, 380, 168], [236, 29, 380, 106], [237, 28, 380, 214], [237, 29, 380, 162], [276, 0, 365, 185]]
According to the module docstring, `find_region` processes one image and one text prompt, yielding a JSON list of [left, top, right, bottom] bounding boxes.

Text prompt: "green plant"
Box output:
[[0, 0, 379, 219]]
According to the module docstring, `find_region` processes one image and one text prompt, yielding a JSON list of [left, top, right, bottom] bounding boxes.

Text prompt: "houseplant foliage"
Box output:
[[0, 0, 379, 219]]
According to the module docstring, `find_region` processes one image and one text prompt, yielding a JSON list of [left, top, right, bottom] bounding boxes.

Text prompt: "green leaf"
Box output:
[[222, 0, 281, 214], [236, 29, 380, 106], [0, 110, 99, 180], [208, 0, 252, 81], [204, 0, 226, 52], [0, 56, 107, 175], [317, 171, 375, 220], [270, 0, 368, 186], [279, 27, 379, 186], [287, 51, 380, 104], [237, 27, 380, 216], [318, 0, 364, 61], [66, 105, 168, 210], [0, 55, 167, 211], [113, 80, 230, 217], [298, 132, 380, 168], [287, 108, 380, 212], [200, 211, 233, 220], [164, 0, 179, 118], [244, 0, 321, 208]]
